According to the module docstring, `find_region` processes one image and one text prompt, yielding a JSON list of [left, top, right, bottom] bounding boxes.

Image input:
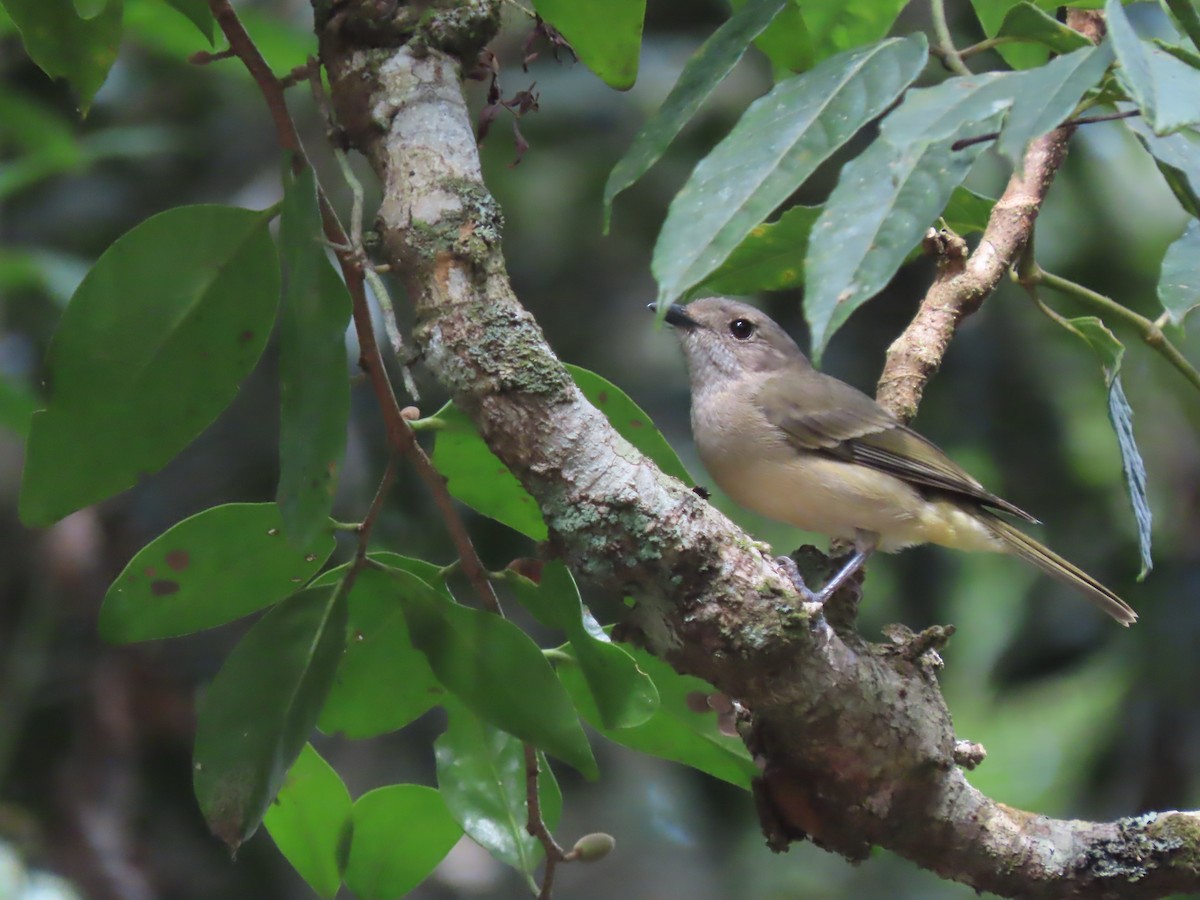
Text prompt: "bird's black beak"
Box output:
[[649, 302, 699, 330]]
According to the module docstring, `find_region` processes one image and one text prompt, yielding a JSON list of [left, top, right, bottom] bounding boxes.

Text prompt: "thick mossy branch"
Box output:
[[311, 3, 1200, 897]]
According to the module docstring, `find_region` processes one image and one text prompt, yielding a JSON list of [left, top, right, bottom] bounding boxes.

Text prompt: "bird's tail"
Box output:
[[983, 515, 1137, 626]]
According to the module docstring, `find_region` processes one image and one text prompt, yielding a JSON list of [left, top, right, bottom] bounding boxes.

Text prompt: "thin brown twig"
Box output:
[[206, 0, 503, 616], [951, 109, 1140, 151], [524, 743, 566, 899]]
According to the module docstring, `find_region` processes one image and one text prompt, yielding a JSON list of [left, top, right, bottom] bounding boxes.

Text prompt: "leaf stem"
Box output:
[[1022, 264, 1200, 392], [930, 0, 973, 77]]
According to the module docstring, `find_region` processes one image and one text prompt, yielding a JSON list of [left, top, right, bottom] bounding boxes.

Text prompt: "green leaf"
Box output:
[[0, 374, 37, 439], [277, 168, 351, 546], [316, 554, 446, 739], [603, 0, 789, 227], [1127, 120, 1200, 217], [20, 205, 279, 527], [567, 364, 691, 483], [341, 785, 461, 900], [558, 641, 757, 788], [431, 402, 548, 540], [806, 125, 992, 361], [2, 0, 122, 113], [1109, 0, 1200, 134], [994, 45, 1113, 167], [388, 567, 597, 777], [1158, 218, 1200, 325], [263, 744, 351, 900], [651, 34, 928, 308], [734, 0, 811, 74], [1154, 37, 1200, 69], [159, 0, 212, 43], [801, 0, 912, 63], [995, 2, 1093, 55], [505, 561, 659, 730], [100, 503, 335, 642], [194, 587, 348, 851], [969, 0, 1051, 70], [531, 0, 644, 90], [941, 186, 996, 235], [1053, 315, 1153, 578], [435, 701, 561, 887], [1164, 0, 1200, 53], [698, 205, 819, 294]]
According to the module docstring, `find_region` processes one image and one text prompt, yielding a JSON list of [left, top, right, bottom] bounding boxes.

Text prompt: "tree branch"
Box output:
[[308, 2, 1200, 897]]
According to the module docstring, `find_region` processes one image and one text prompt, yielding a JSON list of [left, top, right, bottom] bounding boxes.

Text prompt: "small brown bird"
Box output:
[[661, 296, 1136, 625]]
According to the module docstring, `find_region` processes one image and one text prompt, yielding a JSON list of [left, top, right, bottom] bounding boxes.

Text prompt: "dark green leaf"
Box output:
[[567, 364, 691, 483], [734, 0, 811, 74], [341, 785, 461, 900], [21, 205, 279, 527], [995, 2, 1092, 54], [100, 503, 335, 642], [531, 0, 644, 90], [430, 402, 548, 540], [159, 0, 212, 43], [941, 186, 996, 235], [652, 35, 928, 308], [389, 567, 597, 777], [699, 205, 819, 294], [277, 168, 351, 546], [969, 0, 1050, 70], [1054, 315, 1152, 577], [806, 126, 992, 361], [194, 587, 348, 851], [801, 0, 911, 64], [2, 0, 122, 113], [1109, 0, 1200, 134], [558, 641, 756, 788], [1165, 0, 1200, 53], [316, 554, 446, 739], [263, 744, 351, 900], [0, 374, 37, 439], [435, 700, 562, 886], [505, 561, 659, 730], [1128, 120, 1200, 217], [1158, 218, 1200, 325], [603, 0, 789, 227], [1152, 37, 1200, 69]]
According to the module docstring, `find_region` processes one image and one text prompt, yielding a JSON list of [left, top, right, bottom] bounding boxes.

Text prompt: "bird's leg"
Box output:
[[813, 533, 877, 605], [774, 554, 816, 603]]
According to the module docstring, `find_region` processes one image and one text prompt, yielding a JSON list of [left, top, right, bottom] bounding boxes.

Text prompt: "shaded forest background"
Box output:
[[2, 0, 1199, 897]]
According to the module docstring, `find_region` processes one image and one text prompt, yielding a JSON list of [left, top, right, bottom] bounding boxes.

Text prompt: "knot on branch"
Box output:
[[322, 0, 501, 57]]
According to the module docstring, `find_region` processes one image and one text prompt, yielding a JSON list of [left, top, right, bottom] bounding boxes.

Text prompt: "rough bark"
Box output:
[[312, 4, 1200, 896]]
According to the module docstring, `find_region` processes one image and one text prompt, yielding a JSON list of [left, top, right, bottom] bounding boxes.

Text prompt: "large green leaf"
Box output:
[[1109, 0, 1200, 135], [1128, 120, 1200, 217], [341, 785, 461, 900], [806, 126, 991, 361], [1164, 0, 1200, 54], [194, 587, 348, 850], [651, 35, 928, 309], [735, 0, 811, 74], [969, 0, 1053, 70], [2, 0, 122, 113], [942, 186, 997, 236], [1158, 218, 1200, 325], [505, 560, 658, 730], [277, 168, 351, 546], [388, 567, 597, 777], [160, 0, 212, 42], [801, 0, 912, 64], [263, 744, 351, 900], [316, 554, 446, 739], [603, 0, 789, 226], [101, 502, 335, 642], [435, 700, 562, 888], [558, 642, 757, 789], [567, 364, 691, 483], [531, 0, 644, 90], [21, 205, 279, 527], [994, 2, 1092, 55], [698, 205, 819, 294]]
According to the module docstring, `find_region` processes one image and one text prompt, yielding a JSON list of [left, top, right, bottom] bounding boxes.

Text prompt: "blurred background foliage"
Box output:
[[1, 0, 1199, 897]]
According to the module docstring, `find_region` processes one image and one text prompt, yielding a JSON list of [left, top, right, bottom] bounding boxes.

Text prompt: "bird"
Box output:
[[659, 295, 1136, 625]]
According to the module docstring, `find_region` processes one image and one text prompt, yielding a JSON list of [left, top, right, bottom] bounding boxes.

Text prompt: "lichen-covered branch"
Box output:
[[310, 3, 1200, 896], [875, 9, 1105, 421]]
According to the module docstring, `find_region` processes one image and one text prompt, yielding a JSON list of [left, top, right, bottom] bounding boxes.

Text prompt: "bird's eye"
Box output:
[[729, 318, 755, 340]]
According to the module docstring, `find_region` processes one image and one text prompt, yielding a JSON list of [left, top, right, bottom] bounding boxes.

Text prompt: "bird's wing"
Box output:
[[757, 371, 1038, 523]]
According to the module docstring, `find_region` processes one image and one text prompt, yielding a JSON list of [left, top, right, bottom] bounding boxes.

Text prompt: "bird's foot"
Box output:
[[774, 555, 819, 605]]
